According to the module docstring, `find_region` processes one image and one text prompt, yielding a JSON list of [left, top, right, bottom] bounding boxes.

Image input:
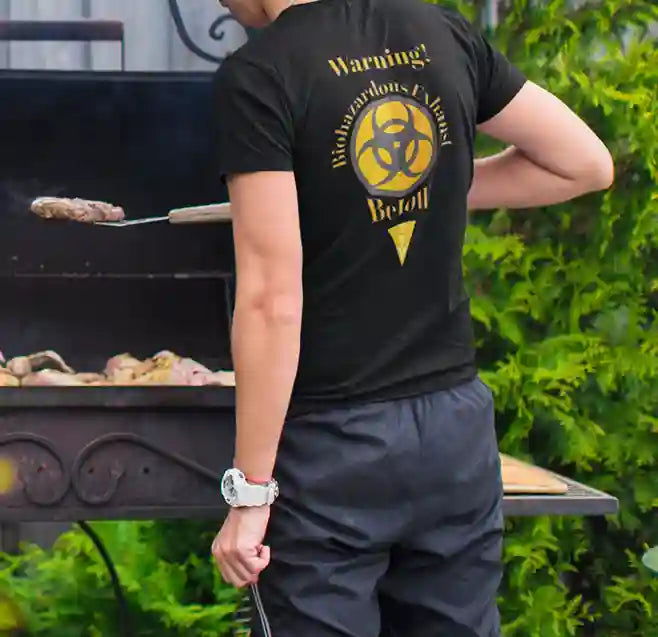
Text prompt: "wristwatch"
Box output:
[[221, 468, 279, 508]]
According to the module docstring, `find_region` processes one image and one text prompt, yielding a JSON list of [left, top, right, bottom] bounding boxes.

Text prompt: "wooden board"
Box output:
[[501, 454, 568, 495]]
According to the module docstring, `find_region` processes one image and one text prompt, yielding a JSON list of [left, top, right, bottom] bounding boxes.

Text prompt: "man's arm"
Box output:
[[228, 170, 302, 482], [468, 81, 614, 210]]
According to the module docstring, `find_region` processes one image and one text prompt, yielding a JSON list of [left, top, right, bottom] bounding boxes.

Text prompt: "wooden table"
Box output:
[[500, 454, 618, 517]]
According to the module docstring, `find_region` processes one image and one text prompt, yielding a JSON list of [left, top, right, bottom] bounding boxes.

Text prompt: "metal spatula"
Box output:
[[95, 202, 232, 227]]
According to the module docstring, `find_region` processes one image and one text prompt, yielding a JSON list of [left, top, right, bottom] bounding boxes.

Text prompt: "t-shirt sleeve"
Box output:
[[213, 55, 294, 178], [445, 10, 526, 124], [471, 30, 527, 124]]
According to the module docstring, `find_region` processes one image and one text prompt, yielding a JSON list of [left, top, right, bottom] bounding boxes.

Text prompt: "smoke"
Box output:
[[0, 179, 67, 216]]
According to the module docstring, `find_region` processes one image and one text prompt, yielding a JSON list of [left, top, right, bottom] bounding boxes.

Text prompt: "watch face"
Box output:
[[222, 473, 238, 504]]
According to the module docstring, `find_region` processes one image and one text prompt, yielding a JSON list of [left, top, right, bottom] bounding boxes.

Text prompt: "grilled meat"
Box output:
[[191, 370, 236, 386], [0, 370, 20, 387], [106, 350, 235, 386], [31, 197, 125, 223], [1, 353, 23, 386], [104, 354, 152, 384], [6, 350, 75, 378], [22, 370, 87, 386], [1, 350, 235, 387], [73, 373, 107, 384]]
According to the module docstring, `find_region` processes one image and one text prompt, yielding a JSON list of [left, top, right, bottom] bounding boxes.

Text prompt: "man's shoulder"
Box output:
[[216, 28, 293, 91], [224, 20, 298, 67], [213, 46, 282, 101]]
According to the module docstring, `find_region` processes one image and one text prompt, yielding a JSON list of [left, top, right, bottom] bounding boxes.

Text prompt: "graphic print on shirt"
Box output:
[[351, 96, 437, 197], [329, 44, 452, 265]]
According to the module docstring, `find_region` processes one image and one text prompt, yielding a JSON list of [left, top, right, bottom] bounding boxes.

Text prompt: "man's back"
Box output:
[[216, 0, 525, 406], [212, 0, 613, 633]]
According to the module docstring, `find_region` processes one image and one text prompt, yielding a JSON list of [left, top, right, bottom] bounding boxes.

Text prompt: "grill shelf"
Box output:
[[504, 475, 618, 517]]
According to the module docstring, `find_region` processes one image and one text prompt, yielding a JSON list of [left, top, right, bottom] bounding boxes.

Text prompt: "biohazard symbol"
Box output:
[[351, 96, 437, 197]]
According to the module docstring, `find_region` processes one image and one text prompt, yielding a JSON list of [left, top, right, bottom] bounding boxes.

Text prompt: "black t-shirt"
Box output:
[[214, 0, 525, 410]]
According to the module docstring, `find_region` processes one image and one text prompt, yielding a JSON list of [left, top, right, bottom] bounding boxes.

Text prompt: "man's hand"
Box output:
[[212, 506, 271, 588]]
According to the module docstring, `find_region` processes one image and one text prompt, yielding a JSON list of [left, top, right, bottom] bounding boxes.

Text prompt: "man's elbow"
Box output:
[[582, 145, 614, 192]]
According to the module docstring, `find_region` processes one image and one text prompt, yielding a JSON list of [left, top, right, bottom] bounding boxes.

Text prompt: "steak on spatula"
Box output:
[[31, 197, 125, 223]]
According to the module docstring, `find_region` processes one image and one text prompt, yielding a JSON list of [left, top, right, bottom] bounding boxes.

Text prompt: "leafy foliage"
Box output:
[[0, 0, 656, 635], [451, 0, 658, 633], [0, 521, 240, 636]]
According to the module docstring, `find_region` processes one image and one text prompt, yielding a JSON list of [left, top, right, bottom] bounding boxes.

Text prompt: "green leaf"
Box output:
[[642, 547, 658, 575]]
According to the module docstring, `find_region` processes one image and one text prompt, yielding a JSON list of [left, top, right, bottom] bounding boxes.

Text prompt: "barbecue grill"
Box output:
[[0, 68, 239, 525]]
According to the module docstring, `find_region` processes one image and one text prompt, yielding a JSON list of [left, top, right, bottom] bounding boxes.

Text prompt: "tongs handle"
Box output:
[[168, 203, 232, 224]]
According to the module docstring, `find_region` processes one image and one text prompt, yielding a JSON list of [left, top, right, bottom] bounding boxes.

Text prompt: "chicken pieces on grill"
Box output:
[[0, 350, 235, 387], [6, 350, 74, 377], [31, 197, 125, 224], [0, 370, 20, 387], [1, 350, 72, 386], [105, 351, 235, 386], [0, 351, 15, 386]]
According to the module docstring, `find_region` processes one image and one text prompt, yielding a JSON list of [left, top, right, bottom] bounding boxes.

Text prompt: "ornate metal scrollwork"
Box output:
[[0, 433, 70, 506], [168, 0, 242, 65], [71, 432, 221, 506]]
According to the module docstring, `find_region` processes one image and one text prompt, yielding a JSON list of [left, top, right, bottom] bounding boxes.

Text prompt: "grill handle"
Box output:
[[0, 20, 125, 70], [168, 204, 232, 224]]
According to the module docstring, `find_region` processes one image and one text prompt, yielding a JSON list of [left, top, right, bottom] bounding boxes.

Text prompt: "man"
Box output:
[[210, 0, 613, 633]]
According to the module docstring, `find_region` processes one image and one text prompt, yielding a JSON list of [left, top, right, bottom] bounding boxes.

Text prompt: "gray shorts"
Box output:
[[250, 376, 503, 637]]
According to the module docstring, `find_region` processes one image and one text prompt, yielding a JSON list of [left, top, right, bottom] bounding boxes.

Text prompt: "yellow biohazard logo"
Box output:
[[351, 96, 437, 197]]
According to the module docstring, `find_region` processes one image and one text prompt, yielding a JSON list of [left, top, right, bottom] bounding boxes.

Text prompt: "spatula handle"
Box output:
[[167, 203, 232, 224]]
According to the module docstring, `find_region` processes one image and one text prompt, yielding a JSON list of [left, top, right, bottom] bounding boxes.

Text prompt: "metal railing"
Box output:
[[0, 20, 125, 70]]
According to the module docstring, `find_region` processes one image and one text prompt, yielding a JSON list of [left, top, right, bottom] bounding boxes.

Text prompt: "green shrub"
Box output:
[[0, 1, 656, 635], [0, 520, 240, 636], [453, 0, 658, 634]]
